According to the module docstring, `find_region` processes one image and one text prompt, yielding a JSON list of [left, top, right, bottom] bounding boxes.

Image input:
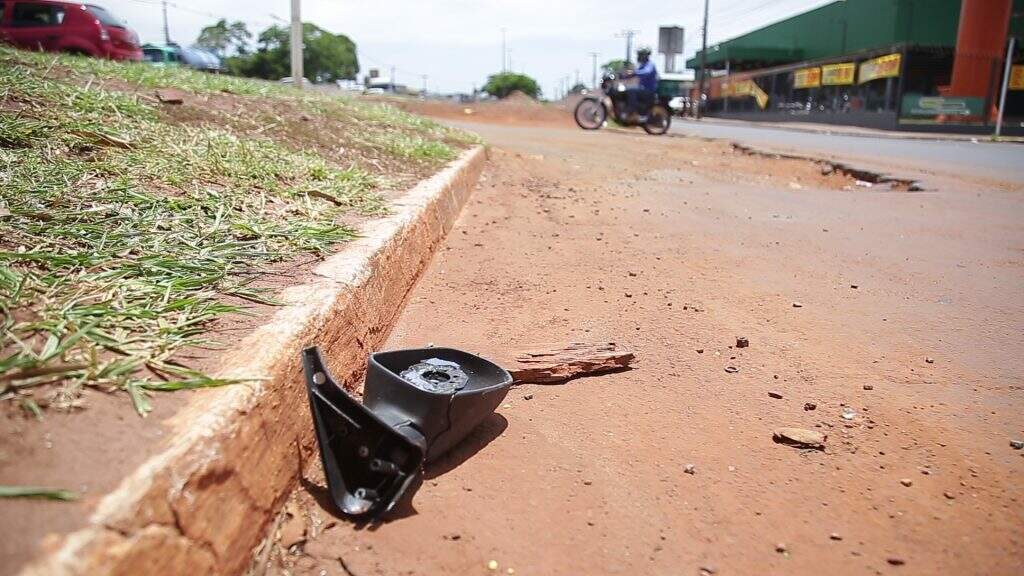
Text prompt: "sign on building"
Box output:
[[1010, 65, 1024, 91], [793, 67, 821, 89], [901, 94, 984, 117], [722, 79, 769, 109], [859, 53, 901, 84], [658, 26, 684, 73], [822, 63, 856, 86]]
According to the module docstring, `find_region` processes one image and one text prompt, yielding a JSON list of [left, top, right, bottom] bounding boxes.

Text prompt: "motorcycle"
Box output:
[[573, 72, 672, 135]]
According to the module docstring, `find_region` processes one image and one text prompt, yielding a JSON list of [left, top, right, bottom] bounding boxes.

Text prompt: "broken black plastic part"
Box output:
[[302, 346, 512, 520]]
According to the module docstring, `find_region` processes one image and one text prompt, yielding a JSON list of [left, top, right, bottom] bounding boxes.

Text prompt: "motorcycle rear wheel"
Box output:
[[642, 104, 672, 135], [574, 98, 607, 130]]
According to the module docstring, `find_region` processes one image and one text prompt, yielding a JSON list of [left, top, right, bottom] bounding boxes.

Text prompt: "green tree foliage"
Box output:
[[482, 72, 541, 99], [195, 19, 251, 58], [213, 22, 358, 83], [601, 59, 630, 73]]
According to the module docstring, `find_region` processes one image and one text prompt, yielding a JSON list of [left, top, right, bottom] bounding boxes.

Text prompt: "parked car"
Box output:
[[0, 0, 141, 60], [177, 46, 221, 72], [141, 43, 179, 66]]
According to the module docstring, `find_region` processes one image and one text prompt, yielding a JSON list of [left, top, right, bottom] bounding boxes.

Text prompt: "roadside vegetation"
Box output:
[[0, 46, 477, 415]]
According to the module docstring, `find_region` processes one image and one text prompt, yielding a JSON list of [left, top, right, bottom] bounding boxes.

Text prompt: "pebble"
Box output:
[[736, 336, 749, 348], [1010, 440, 1024, 450], [768, 391, 783, 399], [488, 560, 499, 571], [887, 557, 906, 566], [925, 357, 934, 364], [583, 480, 592, 486], [944, 491, 956, 500], [841, 407, 856, 420], [684, 464, 696, 475], [724, 366, 739, 373], [792, 301, 803, 308], [804, 402, 817, 411], [775, 543, 787, 553], [696, 348, 704, 354], [863, 384, 874, 390], [900, 478, 913, 487], [523, 394, 534, 400], [699, 565, 718, 575], [829, 533, 843, 541], [850, 284, 858, 289]]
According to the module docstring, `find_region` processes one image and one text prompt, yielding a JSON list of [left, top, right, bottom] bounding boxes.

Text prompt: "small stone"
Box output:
[[850, 284, 858, 289], [773, 427, 827, 450], [696, 348, 704, 354], [507, 569, 515, 575], [684, 464, 696, 475], [775, 543, 787, 553], [1010, 440, 1024, 450], [488, 560, 499, 571], [724, 366, 739, 373], [925, 357, 934, 364], [887, 557, 905, 566], [943, 491, 956, 500], [736, 336, 749, 348], [863, 384, 874, 390], [804, 402, 817, 411], [628, 271, 637, 277], [523, 394, 534, 400], [900, 478, 913, 487], [583, 480, 592, 486], [820, 164, 835, 175], [768, 391, 783, 399], [829, 533, 843, 541], [792, 301, 803, 308], [699, 565, 718, 575], [841, 407, 856, 420], [625, 293, 633, 298]]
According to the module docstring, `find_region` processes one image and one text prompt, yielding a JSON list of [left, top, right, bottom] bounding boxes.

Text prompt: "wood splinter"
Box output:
[[507, 342, 635, 384]]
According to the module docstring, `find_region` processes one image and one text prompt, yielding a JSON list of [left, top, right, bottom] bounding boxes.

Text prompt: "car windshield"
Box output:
[[86, 4, 124, 28]]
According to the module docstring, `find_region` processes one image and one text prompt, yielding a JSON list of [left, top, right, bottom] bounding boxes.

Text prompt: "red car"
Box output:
[[0, 1, 141, 61]]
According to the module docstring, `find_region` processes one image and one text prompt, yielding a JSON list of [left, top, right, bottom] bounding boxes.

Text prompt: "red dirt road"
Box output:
[[278, 119, 1024, 575]]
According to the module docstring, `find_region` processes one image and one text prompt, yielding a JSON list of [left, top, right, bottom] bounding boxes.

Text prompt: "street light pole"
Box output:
[[995, 35, 1016, 138], [697, 0, 709, 119], [290, 0, 303, 89], [162, 0, 170, 44], [501, 27, 507, 72], [589, 51, 599, 89]]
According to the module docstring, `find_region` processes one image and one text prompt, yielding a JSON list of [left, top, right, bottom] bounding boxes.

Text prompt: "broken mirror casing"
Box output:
[[302, 346, 512, 519]]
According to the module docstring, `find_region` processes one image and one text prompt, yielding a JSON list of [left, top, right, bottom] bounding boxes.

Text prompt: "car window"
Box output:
[[12, 2, 64, 27], [85, 4, 123, 28]]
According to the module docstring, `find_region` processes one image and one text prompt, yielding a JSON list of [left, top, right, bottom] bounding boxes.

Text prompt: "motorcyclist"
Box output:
[[622, 47, 658, 120]]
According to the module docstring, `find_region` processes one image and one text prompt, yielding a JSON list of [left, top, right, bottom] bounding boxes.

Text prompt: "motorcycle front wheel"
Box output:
[[642, 104, 672, 135], [574, 98, 607, 130]]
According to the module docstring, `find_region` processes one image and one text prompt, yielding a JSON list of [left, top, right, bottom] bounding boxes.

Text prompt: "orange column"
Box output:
[[948, 0, 1012, 99]]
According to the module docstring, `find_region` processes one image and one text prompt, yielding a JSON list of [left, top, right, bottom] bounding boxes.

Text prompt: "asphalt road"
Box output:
[[670, 120, 1024, 184]]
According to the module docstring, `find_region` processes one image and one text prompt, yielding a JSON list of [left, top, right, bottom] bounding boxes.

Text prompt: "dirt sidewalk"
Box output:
[[274, 122, 1024, 576]]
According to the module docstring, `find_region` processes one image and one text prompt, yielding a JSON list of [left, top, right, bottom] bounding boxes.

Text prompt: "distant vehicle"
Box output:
[[177, 46, 220, 72], [0, 1, 141, 61], [141, 43, 179, 66], [365, 87, 386, 95]]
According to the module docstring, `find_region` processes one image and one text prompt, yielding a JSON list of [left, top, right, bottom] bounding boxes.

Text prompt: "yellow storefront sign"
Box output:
[[1010, 65, 1024, 90], [722, 79, 769, 110], [858, 53, 901, 84], [793, 67, 821, 89], [822, 62, 856, 86]]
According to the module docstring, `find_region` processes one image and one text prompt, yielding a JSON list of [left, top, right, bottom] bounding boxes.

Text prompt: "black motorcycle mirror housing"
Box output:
[[302, 346, 512, 519]]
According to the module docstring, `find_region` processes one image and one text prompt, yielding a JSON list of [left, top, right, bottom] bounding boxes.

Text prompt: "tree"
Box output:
[[601, 59, 630, 74], [218, 23, 358, 83], [195, 19, 251, 58], [482, 72, 541, 99]]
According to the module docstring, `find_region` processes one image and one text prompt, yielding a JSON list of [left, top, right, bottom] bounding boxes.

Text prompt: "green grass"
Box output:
[[0, 485, 78, 501], [0, 48, 472, 415]]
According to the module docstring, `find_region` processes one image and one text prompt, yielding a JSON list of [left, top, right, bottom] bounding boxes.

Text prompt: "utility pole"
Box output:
[[617, 29, 638, 63], [996, 35, 1016, 137], [390, 66, 396, 93], [161, 0, 170, 44], [501, 27, 507, 72], [290, 0, 303, 89], [697, 0, 710, 119], [589, 51, 599, 89], [421, 74, 428, 95]]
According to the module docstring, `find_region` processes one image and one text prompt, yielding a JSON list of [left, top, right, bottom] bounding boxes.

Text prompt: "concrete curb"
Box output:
[[20, 146, 487, 576]]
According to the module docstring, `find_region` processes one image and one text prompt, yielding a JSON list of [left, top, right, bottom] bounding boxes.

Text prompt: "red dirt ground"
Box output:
[[260, 106, 1024, 575]]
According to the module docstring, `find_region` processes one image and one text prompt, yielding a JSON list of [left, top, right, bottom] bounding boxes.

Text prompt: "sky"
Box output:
[[97, 0, 836, 95]]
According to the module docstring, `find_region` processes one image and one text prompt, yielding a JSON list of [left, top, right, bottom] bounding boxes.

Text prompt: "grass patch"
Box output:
[[0, 48, 470, 415]]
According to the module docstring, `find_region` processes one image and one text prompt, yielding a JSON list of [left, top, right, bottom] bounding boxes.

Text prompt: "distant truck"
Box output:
[[0, 0, 141, 60]]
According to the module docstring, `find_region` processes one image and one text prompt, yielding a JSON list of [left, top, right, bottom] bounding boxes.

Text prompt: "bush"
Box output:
[[482, 72, 541, 99]]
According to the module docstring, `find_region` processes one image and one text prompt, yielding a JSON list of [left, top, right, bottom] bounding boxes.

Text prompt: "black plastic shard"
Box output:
[[302, 346, 512, 520]]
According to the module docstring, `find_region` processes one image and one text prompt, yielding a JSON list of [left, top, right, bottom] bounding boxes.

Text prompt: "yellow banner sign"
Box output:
[[1011, 65, 1024, 91], [793, 67, 821, 89], [859, 53, 901, 84], [822, 62, 856, 86], [722, 79, 769, 110]]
